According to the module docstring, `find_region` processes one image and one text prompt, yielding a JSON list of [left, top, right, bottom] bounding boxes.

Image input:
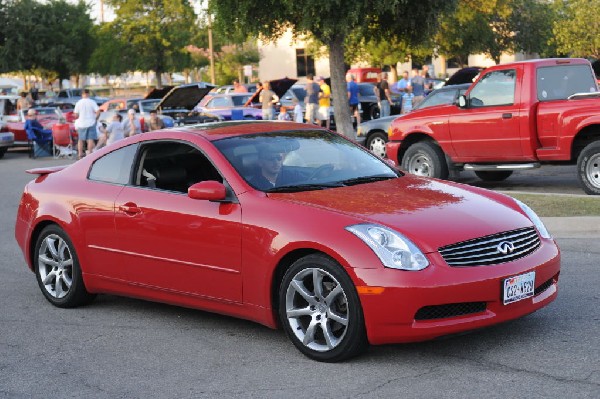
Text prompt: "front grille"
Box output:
[[534, 278, 554, 296], [415, 302, 487, 321], [439, 227, 541, 267]]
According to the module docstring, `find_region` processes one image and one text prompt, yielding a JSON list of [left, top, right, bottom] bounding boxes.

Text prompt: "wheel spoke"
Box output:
[[45, 237, 59, 260], [302, 319, 318, 346], [61, 273, 73, 289], [290, 280, 316, 305], [322, 321, 338, 349], [54, 276, 64, 298], [286, 306, 313, 318], [324, 284, 343, 305], [312, 269, 324, 299], [62, 259, 73, 267], [57, 240, 68, 261], [38, 254, 59, 268], [328, 310, 348, 326], [42, 270, 56, 285]]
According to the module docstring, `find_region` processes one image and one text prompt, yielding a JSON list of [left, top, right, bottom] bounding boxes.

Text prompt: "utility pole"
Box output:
[[207, 11, 216, 85], [99, 0, 104, 23]]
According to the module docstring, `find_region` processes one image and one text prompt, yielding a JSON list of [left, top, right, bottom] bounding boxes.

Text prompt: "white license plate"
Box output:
[[0, 136, 11, 141], [503, 271, 535, 305]]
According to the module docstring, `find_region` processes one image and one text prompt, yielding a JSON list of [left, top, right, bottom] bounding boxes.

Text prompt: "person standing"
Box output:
[[394, 70, 411, 94], [144, 110, 165, 131], [259, 81, 279, 120], [73, 89, 100, 159], [124, 109, 142, 136], [293, 98, 303, 123], [16, 92, 31, 112], [376, 72, 392, 117], [410, 68, 426, 108], [317, 76, 331, 129], [233, 79, 248, 93], [401, 86, 415, 114], [347, 74, 360, 126], [305, 74, 320, 124]]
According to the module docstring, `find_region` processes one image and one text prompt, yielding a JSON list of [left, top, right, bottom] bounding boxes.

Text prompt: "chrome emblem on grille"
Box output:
[[497, 241, 515, 255]]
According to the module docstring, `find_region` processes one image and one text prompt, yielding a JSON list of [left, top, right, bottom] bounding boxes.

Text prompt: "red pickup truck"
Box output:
[[386, 58, 600, 194]]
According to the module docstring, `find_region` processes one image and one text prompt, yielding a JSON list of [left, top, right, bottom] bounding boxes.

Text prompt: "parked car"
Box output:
[[54, 88, 107, 106], [386, 58, 600, 194], [357, 84, 471, 157], [5, 107, 77, 146], [155, 83, 222, 126], [17, 121, 560, 362], [99, 97, 143, 112], [213, 83, 257, 94], [0, 130, 14, 158], [194, 93, 262, 120], [357, 82, 402, 120]]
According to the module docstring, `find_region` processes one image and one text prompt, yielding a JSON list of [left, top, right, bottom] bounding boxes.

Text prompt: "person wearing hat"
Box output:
[[318, 77, 331, 129], [124, 108, 142, 136], [73, 89, 101, 158]]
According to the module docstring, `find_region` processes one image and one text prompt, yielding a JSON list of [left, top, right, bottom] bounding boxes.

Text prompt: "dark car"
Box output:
[[155, 83, 221, 126], [357, 83, 402, 121], [356, 83, 471, 157]]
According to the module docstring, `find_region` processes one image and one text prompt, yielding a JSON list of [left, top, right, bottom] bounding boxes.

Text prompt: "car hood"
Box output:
[[157, 83, 215, 111], [247, 77, 298, 104], [144, 86, 174, 99], [272, 176, 532, 253]]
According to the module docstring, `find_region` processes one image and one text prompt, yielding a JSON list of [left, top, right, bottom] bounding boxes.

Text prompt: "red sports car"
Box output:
[[15, 121, 560, 362]]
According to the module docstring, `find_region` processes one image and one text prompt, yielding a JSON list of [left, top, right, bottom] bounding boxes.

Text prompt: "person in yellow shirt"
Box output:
[[318, 77, 331, 129]]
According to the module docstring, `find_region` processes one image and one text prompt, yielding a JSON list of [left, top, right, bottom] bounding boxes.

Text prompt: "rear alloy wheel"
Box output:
[[279, 254, 366, 362], [474, 170, 513, 182], [402, 141, 449, 179], [366, 132, 388, 158], [577, 141, 600, 195], [34, 225, 95, 308]]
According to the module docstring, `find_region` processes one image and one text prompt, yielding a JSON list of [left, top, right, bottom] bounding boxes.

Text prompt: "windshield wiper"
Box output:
[[266, 183, 344, 193], [340, 175, 397, 186]]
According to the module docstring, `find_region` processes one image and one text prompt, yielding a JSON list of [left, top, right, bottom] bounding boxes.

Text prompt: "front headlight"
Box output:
[[514, 199, 552, 239], [346, 224, 429, 271]]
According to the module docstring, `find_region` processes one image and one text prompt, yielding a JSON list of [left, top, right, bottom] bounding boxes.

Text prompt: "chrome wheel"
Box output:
[[402, 141, 449, 179], [584, 153, 600, 189], [285, 268, 349, 352], [38, 234, 73, 299], [368, 133, 387, 158], [407, 153, 433, 176]]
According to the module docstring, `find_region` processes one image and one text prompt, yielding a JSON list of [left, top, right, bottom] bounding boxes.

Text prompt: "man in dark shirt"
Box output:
[[376, 73, 392, 117], [305, 74, 320, 124]]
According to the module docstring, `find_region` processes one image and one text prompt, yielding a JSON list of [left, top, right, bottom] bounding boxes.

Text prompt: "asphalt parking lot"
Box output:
[[1, 149, 598, 398]]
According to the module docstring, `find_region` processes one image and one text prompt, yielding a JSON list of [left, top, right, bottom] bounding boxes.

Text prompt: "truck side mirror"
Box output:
[[458, 95, 468, 108]]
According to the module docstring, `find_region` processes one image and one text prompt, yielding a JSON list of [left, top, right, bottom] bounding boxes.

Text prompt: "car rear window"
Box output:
[[537, 64, 598, 101]]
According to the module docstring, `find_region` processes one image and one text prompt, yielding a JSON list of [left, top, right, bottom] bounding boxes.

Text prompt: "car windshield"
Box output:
[[139, 99, 160, 111], [213, 130, 399, 192]]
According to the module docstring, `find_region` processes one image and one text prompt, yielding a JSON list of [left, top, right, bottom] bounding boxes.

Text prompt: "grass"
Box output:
[[506, 193, 600, 217]]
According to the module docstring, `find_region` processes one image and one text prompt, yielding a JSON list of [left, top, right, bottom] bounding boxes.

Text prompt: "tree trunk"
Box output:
[[328, 35, 354, 140], [155, 69, 163, 88]]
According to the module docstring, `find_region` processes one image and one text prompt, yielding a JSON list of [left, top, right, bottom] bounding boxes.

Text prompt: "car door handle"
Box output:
[[119, 203, 141, 216], [502, 113, 513, 119]]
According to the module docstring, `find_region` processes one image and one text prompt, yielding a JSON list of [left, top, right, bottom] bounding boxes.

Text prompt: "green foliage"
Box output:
[[553, 0, 600, 58], [106, 0, 197, 86], [0, 0, 94, 80]]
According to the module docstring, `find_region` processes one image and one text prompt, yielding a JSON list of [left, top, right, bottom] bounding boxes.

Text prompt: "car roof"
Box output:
[[178, 120, 324, 141]]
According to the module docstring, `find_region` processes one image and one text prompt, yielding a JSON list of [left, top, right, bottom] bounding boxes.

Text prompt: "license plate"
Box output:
[[0, 135, 11, 141], [503, 271, 535, 305]]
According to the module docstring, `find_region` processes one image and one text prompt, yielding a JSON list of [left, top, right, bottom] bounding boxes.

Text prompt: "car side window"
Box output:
[[469, 69, 516, 107], [89, 144, 139, 185], [208, 97, 230, 108], [134, 141, 223, 194]]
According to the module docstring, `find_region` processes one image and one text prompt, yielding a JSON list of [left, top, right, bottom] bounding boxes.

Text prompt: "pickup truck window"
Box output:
[[537, 64, 597, 101], [469, 69, 516, 108]]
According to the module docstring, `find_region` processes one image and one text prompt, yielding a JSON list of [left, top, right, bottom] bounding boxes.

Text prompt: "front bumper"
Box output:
[[0, 132, 14, 148], [385, 140, 401, 162], [352, 239, 560, 345]]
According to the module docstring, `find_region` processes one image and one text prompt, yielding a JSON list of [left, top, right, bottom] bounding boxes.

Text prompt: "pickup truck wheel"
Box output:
[[366, 132, 388, 158], [577, 141, 600, 195], [402, 141, 449, 179], [474, 171, 513, 182]]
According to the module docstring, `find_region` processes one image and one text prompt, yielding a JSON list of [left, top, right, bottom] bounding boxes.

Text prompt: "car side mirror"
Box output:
[[458, 95, 468, 108], [188, 181, 227, 201]]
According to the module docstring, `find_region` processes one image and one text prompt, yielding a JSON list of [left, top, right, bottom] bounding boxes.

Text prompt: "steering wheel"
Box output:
[[307, 164, 334, 181]]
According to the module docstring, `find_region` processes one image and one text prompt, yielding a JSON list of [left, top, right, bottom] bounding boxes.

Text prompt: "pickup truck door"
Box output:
[[448, 68, 523, 160]]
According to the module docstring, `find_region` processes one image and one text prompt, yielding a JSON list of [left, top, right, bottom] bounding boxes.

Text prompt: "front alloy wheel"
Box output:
[[367, 132, 388, 158], [578, 141, 600, 195], [279, 254, 366, 362]]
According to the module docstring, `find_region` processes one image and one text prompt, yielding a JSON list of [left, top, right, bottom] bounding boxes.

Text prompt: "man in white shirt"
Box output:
[[123, 108, 142, 136], [73, 89, 100, 158]]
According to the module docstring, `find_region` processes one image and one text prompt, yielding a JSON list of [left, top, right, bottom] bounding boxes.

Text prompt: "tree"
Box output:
[[511, 0, 558, 58], [553, 0, 600, 58], [210, 0, 454, 139], [107, 0, 197, 87]]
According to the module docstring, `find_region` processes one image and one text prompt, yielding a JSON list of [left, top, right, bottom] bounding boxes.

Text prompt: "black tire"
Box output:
[[0, 147, 7, 159], [34, 225, 96, 308], [369, 104, 380, 120], [366, 132, 388, 158], [278, 254, 367, 362], [474, 170, 514, 182], [401, 141, 449, 179], [577, 141, 600, 195]]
